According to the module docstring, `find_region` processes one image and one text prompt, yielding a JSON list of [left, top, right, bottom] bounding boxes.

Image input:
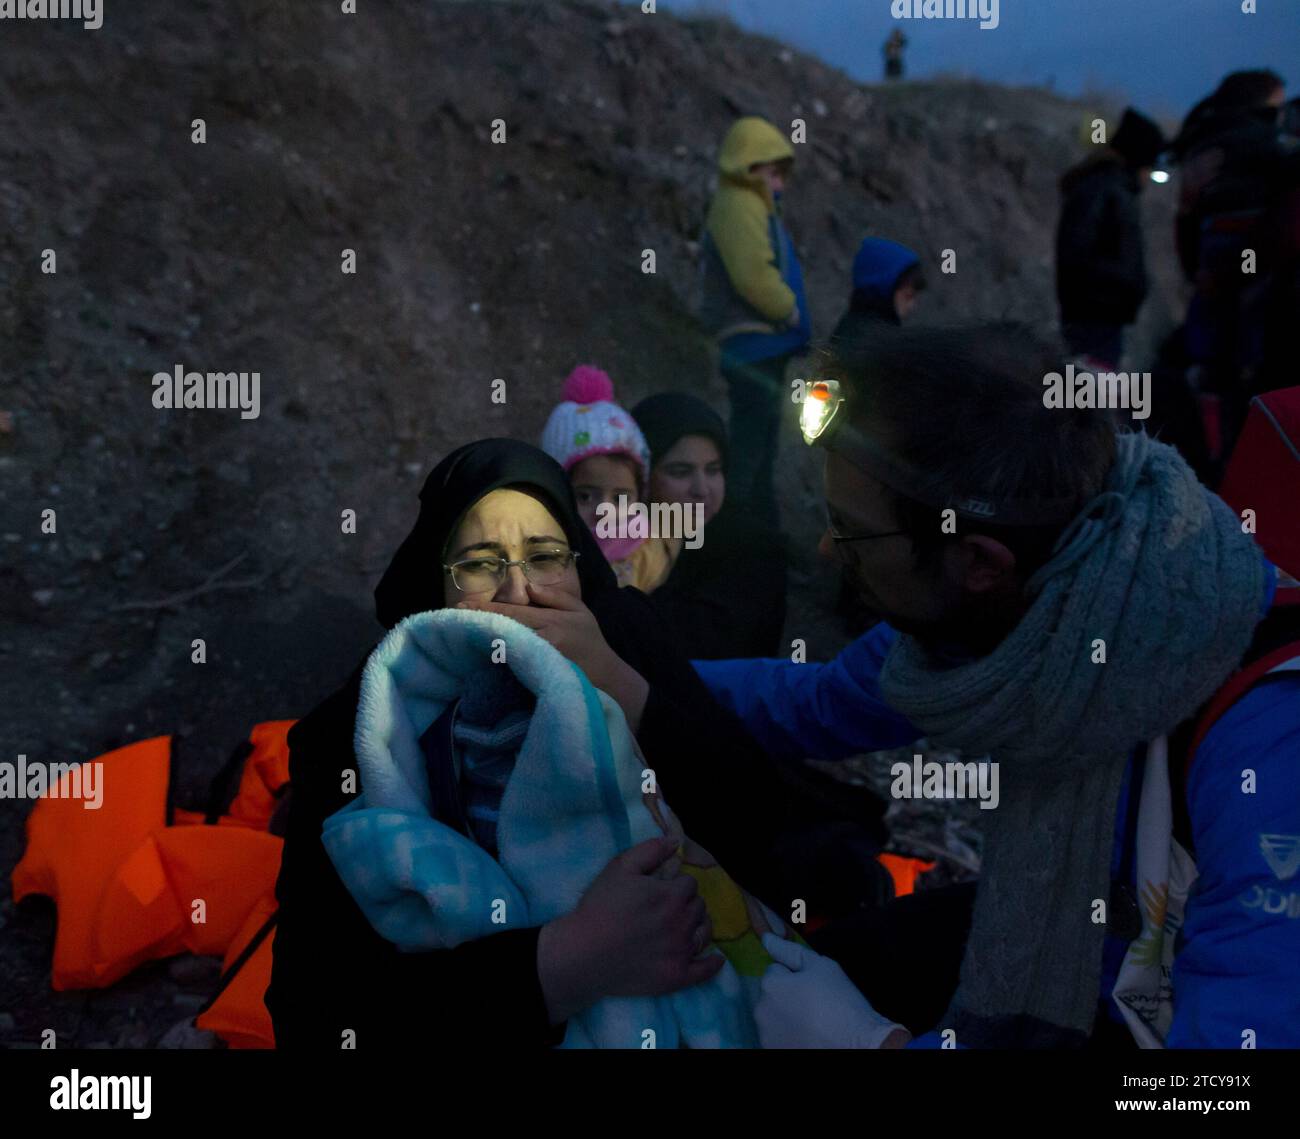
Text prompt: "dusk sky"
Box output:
[[659, 0, 1299, 118]]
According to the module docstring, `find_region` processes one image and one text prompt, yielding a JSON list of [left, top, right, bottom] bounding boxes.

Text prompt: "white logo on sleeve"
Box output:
[[1260, 834, 1300, 881]]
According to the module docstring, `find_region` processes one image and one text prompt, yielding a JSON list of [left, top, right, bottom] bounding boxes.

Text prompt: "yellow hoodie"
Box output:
[[704, 117, 798, 325]]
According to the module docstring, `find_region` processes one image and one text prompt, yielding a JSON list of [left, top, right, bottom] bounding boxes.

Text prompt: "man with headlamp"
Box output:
[[694, 323, 1300, 1049]]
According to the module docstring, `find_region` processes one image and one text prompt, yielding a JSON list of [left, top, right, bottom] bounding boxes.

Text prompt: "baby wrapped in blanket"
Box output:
[[321, 606, 805, 1048]]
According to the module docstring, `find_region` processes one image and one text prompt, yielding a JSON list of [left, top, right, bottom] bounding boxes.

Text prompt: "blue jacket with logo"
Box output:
[[693, 564, 1300, 1047]]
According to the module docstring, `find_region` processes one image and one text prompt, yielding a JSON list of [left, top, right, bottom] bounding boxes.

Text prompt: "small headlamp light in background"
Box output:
[[800, 379, 845, 444], [1149, 148, 1173, 185]]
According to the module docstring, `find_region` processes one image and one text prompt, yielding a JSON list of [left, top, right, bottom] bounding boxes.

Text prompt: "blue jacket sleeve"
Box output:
[[1167, 676, 1300, 1048], [691, 622, 919, 762]]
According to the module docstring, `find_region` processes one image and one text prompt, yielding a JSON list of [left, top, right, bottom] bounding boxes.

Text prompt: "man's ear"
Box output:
[[957, 534, 1017, 594]]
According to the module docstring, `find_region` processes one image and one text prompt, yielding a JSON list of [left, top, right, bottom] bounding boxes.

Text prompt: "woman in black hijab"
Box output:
[[630, 393, 788, 659], [267, 439, 858, 1050]]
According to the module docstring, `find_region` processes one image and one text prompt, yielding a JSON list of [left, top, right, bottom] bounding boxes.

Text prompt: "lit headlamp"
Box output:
[[799, 379, 845, 444]]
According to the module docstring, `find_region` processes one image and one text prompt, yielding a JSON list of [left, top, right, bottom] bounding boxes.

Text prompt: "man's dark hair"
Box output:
[[1214, 69, 1285, 112], [823, 323, 1118, 578]]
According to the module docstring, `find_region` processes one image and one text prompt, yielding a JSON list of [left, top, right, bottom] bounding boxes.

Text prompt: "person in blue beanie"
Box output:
[[830, 237, 926, 354]]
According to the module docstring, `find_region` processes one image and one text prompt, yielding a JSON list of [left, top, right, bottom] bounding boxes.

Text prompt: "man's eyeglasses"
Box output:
[[826, 508, 909, 544], [443, 549, 579, 593]]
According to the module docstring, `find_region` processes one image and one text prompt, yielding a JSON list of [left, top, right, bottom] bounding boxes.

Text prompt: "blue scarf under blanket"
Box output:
[[321, 607, 762, 1048]]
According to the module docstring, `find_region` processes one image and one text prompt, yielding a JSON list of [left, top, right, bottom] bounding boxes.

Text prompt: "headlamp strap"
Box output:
[[825, 423, 1081, 528]]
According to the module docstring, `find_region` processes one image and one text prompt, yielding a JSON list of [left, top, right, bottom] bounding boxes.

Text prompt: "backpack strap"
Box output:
[[1172, 598, 1300, 856], [1184, 641, 1300, 773]]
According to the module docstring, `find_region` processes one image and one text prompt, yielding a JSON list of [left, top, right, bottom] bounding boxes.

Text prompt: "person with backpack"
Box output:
[[1055, 108, 1166, 368], [1172, 70, 1287, 283], [698, 116, 812, 528], [694, 325, 1300, 1048], [1172, 71, 1292, 462]]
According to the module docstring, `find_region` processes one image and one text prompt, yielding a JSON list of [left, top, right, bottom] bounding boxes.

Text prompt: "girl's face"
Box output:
[[442, 488, 581, 607], [648, 435, 725, 525], [569, 454, 641, 533]]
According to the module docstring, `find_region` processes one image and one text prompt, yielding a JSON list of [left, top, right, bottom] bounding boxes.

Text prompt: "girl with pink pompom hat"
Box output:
[[540, 366, 680, 592]]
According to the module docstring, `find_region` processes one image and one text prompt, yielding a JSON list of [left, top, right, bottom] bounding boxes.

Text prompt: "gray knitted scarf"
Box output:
[[879, 431, 1264, 1048]]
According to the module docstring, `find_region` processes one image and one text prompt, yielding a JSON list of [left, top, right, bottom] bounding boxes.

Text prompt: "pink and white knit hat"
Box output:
[[540, 366, 651, 489]]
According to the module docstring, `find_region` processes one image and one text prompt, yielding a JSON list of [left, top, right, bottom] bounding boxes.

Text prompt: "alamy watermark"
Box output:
[[152, 365, 260, 420], [0, 0, 102, 30], [891, 0, 999, 31], [1, 756, 102, 809], [50, 1070, 150, 1119], [594, 495, 704, 549], [1043, 363, 1151, 421], [891, 754, 1000, 810]]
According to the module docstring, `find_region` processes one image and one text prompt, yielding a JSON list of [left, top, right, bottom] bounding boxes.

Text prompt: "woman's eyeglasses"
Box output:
[[443, 549, 579, 593]]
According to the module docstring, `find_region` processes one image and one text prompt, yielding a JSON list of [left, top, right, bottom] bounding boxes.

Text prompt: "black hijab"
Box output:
[[629, 394, 786, 660], [629, 393, 728, 471], [374, 438, 617, 629]]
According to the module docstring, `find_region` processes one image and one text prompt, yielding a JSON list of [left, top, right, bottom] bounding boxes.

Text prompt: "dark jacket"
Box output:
[[650, 503, 786, 661], [267, 439, 852, 1050], [828, 237, 918, 355], [629, 392, 786, 661], [1055, 152, 1148, 326], [830, 290, 903, 359], [1174, 105, 1291, 281]]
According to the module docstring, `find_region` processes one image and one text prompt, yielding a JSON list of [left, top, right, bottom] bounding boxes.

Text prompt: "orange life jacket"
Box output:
[[195, 894, 279, 1049], [10, 721, 293, 1048], [876, 852, 937, 898]]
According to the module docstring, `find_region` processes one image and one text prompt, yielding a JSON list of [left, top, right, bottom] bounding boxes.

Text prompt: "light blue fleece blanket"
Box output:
[[320, 607, 767, 1048]]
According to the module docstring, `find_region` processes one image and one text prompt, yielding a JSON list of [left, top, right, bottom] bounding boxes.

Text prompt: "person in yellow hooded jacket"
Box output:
[[698, 116, 812, 527]]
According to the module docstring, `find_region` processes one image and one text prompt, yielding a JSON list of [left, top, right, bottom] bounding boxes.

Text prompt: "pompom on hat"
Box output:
[[540, 366, 651, 488]]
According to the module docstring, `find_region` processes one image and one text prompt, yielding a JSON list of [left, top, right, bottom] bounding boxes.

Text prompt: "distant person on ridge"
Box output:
[[1055, 107, 1166, 369], [883, 29, 907, 81], [698, 116, 811, 528]]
